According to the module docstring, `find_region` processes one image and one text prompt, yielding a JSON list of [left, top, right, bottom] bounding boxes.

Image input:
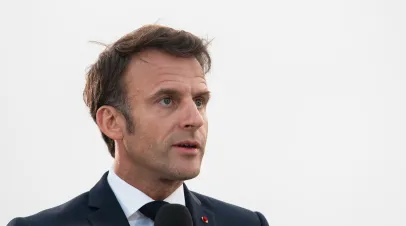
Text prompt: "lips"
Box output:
[[173, 140, 200, 149], [176, 143, 197, 148]]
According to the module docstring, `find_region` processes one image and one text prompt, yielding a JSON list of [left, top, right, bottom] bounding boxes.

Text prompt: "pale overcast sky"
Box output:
[[1, 0, 405, 225]]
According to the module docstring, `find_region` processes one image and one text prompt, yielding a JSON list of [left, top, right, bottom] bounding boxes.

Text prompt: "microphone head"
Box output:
[[154, 204, 193, 226]]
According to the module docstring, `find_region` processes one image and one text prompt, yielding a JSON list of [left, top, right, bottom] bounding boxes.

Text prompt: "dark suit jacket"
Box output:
[[8, 171, 269, 226]]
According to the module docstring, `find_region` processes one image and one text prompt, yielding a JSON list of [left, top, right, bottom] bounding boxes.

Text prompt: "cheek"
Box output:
[[202, 116, 209, 131], [198, 123, 209, 140], [137, 119, 170, 146]]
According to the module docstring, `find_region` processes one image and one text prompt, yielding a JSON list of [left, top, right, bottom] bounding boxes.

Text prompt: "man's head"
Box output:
[[83, 25, 211, 181]]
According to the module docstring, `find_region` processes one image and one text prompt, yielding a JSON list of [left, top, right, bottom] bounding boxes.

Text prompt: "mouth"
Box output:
[[173, 141, 200, 151]]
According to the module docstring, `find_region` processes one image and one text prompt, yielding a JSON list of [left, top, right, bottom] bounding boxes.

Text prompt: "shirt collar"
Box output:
[[107, 168, 186, 219]]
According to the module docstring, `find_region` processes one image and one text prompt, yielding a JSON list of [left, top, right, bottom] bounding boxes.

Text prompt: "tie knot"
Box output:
[[139, 200, 169, 221]]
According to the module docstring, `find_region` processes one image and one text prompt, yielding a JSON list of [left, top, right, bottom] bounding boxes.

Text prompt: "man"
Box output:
[[8, 24, 269, 226]]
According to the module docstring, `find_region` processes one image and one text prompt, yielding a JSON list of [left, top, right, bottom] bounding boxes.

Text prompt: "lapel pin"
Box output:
[[201, 216, 209, 224]]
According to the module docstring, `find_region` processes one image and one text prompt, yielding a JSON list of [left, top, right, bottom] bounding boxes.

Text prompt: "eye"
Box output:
[[194, 98, 205, 108], [159, 97, 173, 107]]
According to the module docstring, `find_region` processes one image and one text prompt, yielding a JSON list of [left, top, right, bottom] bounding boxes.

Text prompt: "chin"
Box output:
[[180, 172, 200, 181], [167, 168, 201, 181]]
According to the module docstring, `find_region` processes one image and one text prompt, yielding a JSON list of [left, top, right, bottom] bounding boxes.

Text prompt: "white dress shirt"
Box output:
[[107, 169, 186, 226]]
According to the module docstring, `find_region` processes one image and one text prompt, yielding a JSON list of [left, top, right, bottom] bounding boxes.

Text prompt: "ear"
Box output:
[[95, 106, 125, 141]]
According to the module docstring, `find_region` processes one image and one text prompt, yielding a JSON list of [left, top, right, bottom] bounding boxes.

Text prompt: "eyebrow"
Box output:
[[148, 88, 211, 101]]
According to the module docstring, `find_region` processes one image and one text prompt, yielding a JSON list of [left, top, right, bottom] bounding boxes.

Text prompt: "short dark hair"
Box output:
[[83, 24, 212, 158]]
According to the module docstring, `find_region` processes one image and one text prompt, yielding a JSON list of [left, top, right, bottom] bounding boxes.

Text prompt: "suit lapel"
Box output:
[[87, 172, 130, 226], [184, 184, 216, 226], [85, 172, 215, 226]]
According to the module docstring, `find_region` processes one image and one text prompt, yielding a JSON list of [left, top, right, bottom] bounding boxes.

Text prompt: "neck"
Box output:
[[113, 154, 183, 200]]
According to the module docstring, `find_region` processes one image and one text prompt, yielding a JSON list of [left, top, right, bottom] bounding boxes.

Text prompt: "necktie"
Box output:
[[139, 200, 169, 221]]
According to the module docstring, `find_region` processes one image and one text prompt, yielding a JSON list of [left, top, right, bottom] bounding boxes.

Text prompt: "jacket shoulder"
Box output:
[[191, 191, 269, 226], [7, 217, 30, 226], [7, 191, 90, 226]]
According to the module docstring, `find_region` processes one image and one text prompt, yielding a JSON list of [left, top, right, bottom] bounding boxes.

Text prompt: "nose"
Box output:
[[179, 100, 205, 130]]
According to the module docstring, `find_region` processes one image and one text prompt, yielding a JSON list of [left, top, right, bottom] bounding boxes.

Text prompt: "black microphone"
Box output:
[[154, 204, 193, 226]]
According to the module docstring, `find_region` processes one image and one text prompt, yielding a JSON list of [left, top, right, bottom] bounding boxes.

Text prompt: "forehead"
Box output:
[[124, 49, 207, 94]]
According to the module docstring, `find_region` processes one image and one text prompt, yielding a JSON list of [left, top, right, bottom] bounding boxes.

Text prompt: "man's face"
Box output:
[[122, 49, 210, 181]]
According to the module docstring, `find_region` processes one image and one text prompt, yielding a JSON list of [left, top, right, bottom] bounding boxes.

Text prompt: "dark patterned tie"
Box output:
[[139, 200, 169, 221]]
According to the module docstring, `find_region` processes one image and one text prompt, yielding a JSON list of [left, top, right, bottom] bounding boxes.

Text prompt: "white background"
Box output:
[[1, 0, 405, 225]]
